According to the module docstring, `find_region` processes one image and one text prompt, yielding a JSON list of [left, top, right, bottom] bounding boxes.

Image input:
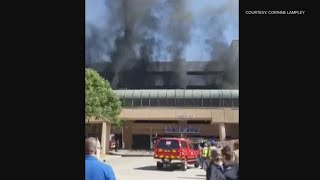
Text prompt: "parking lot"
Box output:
[[105, 156, 206, 180]]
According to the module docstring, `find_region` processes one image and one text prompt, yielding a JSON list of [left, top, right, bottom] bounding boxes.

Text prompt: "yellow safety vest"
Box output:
[[201, 147, 208, 157]]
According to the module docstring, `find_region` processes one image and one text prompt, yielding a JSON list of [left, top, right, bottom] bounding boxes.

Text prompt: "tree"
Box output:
[[85, 68, 122, 126]]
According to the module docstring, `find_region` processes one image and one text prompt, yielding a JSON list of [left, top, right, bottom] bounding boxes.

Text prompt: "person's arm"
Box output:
[[232, 151, 236, 162], [237, 165, 239, 179], [104, 166, 116, 180], [206, 163, 212, 180]]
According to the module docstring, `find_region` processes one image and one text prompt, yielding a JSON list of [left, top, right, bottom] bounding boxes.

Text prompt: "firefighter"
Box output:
[[200, 143, 209, 169], [208, 139, 217, 159]]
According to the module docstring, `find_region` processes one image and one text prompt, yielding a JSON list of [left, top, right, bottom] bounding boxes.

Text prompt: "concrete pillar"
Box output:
[[149, 128, 153, 149], [123, 121, 133, 149], [101, 122, 107, 155], [121, 127, 124, 148], [178, 121, 187, 138], [96, 138, 101, 160], [106, 123, 111, 153], [219, 123, 226, 141]]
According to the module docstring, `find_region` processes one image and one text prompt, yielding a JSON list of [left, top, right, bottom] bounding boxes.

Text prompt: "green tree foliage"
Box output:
[[85, 68, 122, 126]]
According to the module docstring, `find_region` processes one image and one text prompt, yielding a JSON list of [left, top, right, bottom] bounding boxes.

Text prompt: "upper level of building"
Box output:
[[115, 89, 239, 108], [87, 40, 239, 89]]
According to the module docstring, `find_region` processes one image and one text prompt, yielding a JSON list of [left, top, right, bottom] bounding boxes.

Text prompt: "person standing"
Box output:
[[232, 142, 239, 164], [222, 145, 239, 180], [85, 137, 116, 180], [201, 143, 209, 169], [207, 139, 217, 160], [206, 146, 239, 180], [206, 149, 226, 180], [115, 139, 119, 152]]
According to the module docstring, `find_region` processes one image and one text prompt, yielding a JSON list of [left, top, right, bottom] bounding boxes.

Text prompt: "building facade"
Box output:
[[86, 40, 239, 90], [86, 40, 239, 150], [111, 89, 239, 149]]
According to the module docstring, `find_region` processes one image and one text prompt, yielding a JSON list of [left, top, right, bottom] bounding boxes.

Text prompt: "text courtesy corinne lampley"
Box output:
[[245, 11, 305, 15]]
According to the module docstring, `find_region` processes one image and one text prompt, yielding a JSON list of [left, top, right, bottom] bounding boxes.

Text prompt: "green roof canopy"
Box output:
[[115, 89, 238, 99]]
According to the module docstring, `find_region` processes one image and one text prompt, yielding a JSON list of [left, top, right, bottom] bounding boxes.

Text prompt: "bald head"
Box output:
[[85, 137, 97, 155]]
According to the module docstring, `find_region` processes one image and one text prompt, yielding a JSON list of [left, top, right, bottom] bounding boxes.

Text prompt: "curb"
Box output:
[[121, 154, 153, 157], [107, 151, 154, 157], [107, 153, 153, 157], [106, 154, 122, 157]]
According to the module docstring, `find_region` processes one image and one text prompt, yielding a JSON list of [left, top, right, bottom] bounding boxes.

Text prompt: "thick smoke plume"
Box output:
[[85, 0, 238, 89], [166, 0, 192, 88], [201, 0, 239, 89]]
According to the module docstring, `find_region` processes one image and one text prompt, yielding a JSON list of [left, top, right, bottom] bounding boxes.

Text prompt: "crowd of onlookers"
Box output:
[[85, 136, 239, 180], [198, 140, 239, 180]]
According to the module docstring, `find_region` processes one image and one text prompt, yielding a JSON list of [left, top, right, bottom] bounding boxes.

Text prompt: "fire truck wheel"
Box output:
[[156, 162, 163, 169], [194, 162, 199, 168], [181, 159, 188, 171]]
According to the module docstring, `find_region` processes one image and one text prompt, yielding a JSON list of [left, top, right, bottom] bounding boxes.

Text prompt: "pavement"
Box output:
[[104, 156, 206, 180], [108, 149, 154, 157]]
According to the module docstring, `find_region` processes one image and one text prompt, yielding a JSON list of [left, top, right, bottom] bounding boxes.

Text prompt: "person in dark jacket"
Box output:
[[206, 149, 226, 180], [85, 137, 116, 180], [207, 146, 239, 180], [221, 145, 239, 180]]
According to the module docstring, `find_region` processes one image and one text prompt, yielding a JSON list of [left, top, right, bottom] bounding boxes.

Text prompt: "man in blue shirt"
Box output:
[[85, 137, 116, 180]]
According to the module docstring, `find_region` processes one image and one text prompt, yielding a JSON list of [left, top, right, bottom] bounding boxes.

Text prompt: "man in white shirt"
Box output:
[[232, 142, 239, 164]]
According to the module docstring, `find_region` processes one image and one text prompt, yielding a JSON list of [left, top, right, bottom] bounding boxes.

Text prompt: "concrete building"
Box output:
[[85, 41, 239, 150], [111, 89, 239, 149], [85, 118, 112, 159]]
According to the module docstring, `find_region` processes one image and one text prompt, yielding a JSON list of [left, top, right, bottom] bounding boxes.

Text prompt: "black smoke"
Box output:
[[108, 0, 159, 88], [85, 0, 238, 89], [202, 0, 239, 88]]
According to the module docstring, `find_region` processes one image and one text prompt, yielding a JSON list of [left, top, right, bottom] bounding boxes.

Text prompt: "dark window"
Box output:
[[120, 99, 125, 107], [150, 98, 158, 106], [141, 98, 150, 106], [232, 98, 239, 107], [184, 99, 193, 106], [167, 99, 175, 106], [156, 139, 179, 149], [212, 98, 220, 107], [223, 98, 233, 107], [123, 98, 132, 107], [187, 121, 210, 124], [132, 99, 141, 106], [202, 99, 211, 107], [181, 141, 188, 148], [176, 99, 184, 106], [194, 98, 202, 107], [158, 98, 167, 106]]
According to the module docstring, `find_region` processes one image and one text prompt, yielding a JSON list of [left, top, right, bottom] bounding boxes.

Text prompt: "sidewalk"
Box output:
[[107, 149, 154, 157]]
